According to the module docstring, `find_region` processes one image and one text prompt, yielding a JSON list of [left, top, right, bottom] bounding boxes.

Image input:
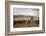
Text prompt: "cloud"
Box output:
[[13, 8, 39, 17]]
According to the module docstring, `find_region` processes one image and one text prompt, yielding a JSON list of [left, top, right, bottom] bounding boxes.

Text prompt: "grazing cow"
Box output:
[[35, 20, 39, 24]]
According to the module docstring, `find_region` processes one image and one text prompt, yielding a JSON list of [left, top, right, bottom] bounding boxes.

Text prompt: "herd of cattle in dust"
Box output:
[[13, 15, 39, 28]]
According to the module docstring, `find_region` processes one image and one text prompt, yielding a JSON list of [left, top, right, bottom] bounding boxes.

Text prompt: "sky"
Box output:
[[13, 8, 39, 17]]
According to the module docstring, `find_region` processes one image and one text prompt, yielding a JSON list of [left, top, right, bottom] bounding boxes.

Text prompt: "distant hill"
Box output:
[[13, 15, 39, 18]]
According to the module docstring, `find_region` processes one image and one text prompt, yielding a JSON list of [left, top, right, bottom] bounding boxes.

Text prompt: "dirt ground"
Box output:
[[13, 22, 39, 28]]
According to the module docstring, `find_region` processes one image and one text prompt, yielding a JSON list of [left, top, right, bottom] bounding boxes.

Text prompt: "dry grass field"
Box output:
[[14, 22, 39, 28]]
